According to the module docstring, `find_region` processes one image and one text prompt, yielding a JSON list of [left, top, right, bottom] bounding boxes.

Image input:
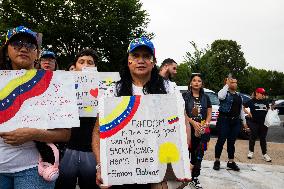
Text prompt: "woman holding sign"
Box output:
[[55, 49, 100, 189], [182, 73, 212, 189], [92, 37, 185, 189], [0, 26, 70, 189]]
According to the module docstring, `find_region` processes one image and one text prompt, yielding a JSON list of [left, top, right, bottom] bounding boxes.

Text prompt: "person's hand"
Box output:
[[96, 168, 110, 189], [243, 124, 250, 133], [0, 128, 38, 146], [226, 78, 232, 86], [192, 121, 202, 134], [205, 122, 210, 128], [247, 112, 252, 118]]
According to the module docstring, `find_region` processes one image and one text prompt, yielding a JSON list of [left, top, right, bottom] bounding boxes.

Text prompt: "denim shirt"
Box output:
[[183, 91, 208, 120], [217, 85, 247, 124], [219, 91, 235, 113]]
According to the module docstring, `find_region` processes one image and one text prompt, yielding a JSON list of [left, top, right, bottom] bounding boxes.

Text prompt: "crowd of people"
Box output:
[[0, 26, 272, 189]]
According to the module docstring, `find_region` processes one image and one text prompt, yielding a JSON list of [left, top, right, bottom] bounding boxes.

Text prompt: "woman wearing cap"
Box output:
[[39, 50, 58, 71], [182, 73, 212, 189], [244, 88, 272, 162], [92, 37, 183, 189], [0, 26, 70, 189]]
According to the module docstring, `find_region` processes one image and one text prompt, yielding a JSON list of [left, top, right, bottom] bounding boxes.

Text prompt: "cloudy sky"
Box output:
[[141, 0, 284, 72]]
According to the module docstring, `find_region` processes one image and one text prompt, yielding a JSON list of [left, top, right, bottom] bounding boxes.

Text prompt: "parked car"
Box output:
[[177, 86, 219, 130], [274, 100, 284, 127]]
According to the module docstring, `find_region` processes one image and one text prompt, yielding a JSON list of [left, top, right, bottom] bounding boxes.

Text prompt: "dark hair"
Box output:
[[160, 58, 176, 68], [116, 63, 167, 96], [188, 73, 204, 94], [0, 45, 12, 70], [0, 34, 40, 70], [73, 48, 98, 66]]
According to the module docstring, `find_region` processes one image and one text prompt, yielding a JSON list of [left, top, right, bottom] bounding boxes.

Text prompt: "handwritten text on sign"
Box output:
[[0, 70, 79, 132], [100, 94, 190, 185], [74, 70, 120, 117]]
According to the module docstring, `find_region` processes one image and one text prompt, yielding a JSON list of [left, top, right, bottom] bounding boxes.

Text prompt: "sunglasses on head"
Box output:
[[9, 40, 37, 51]]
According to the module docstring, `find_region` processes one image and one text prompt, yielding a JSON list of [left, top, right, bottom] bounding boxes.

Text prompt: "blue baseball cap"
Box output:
[[127, 37, 155, 56], [6, 26, 37, 45], [41, 51, 56, 59]]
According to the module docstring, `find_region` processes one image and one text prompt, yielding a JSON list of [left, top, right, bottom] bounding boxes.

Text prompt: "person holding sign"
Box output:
[[182, 73, 212, 189], [55, 49, 100, 189], [244, 88, 272, 162], [213, 75, 248, 171], [0, 26, 70, 189], [92, 37, 182, 188]]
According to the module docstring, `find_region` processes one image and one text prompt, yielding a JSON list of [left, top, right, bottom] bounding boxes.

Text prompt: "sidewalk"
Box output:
[[168, 137, 284, 189], [167, 160, 284, 189]]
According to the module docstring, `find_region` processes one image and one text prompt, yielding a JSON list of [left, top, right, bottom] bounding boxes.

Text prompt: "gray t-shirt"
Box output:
[[0, 139, 38, 173]]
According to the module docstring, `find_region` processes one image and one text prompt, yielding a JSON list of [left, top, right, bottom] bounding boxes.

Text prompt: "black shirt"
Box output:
[[191, 95, 212, 122], [227, 93, 242, 118], [244, 98, 269, 124], [67, 117, 96, 152]]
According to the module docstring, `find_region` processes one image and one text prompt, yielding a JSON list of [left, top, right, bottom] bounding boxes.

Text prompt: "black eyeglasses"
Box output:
[[9, 40, 37, 51]]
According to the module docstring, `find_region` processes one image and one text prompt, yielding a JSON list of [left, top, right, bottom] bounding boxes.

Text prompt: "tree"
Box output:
[[174, 63, 191, 86], [241, 66, 284, 97], [0, 0, 151, 71], [184, 41, 208, 73], [198, 40, 248, 91]]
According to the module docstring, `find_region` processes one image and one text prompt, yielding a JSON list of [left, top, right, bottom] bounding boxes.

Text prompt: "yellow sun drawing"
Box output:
[[158, 142, 180, 163]]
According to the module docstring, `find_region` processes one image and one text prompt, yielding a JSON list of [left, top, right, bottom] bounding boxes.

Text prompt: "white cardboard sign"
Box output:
[[99, 94, 190, 185], [0, 70, 80, 132], [74, 69, 120, 117]]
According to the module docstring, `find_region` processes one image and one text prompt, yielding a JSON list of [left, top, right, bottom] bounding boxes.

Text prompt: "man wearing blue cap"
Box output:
[[40, 50, 58, 71]]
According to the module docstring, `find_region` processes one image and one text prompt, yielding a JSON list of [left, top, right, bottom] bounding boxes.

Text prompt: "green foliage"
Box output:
[[199, 40, 248, 91], [181, 39, 284, 96], [184, 41, 208, 73], [0, 0, 151, 71], [241, 66, 284, 96], [174, 63, 191, 86]]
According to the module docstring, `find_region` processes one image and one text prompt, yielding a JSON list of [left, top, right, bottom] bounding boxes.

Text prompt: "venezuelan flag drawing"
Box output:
[[0, 70, 53, 124], [99, 95, 141, 139], [167, 115, 179, 125]]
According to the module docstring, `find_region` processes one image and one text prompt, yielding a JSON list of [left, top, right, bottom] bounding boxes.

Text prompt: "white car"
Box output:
[[274, 100, 284, 127], [177, 86, 220, 128]]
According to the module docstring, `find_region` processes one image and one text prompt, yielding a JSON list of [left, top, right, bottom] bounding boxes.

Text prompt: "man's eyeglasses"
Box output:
[[9, 40, 37, 51]]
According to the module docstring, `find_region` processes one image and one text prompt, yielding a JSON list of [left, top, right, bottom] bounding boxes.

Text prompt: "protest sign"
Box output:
[[74, 69, 120, 117], [100, 94, 190, 185], [0, 69, 79, 132]]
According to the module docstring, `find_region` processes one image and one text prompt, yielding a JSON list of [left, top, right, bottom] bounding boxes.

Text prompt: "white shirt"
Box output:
[[0, 139, 38, 173]]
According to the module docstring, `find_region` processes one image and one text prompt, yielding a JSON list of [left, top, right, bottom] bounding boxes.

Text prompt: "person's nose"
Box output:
[[136, 57, 145, 64], [19, 46, 29, 53]]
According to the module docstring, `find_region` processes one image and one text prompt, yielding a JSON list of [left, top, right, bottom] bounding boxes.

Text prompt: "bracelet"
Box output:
[[96, 163, 101, 170]]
